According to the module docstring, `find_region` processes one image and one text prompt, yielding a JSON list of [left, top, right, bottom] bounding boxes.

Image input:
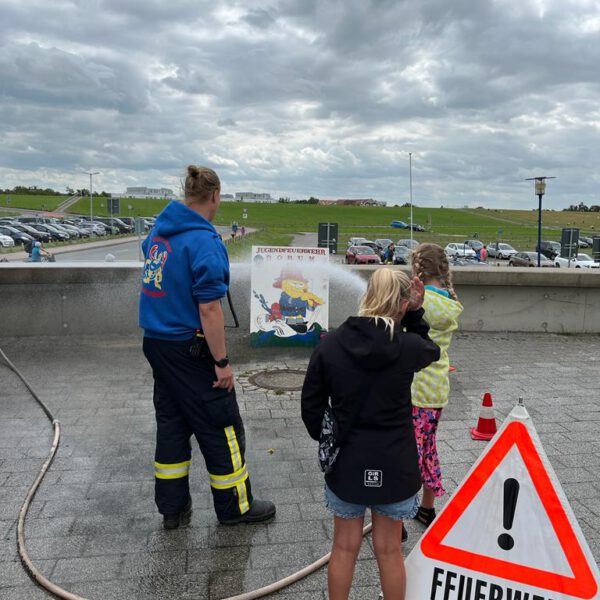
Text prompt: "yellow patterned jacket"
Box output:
[[411, 287, 463, 409]]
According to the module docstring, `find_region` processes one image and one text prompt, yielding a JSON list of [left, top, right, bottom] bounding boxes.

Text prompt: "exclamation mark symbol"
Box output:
[[497, 478, 520, 551]]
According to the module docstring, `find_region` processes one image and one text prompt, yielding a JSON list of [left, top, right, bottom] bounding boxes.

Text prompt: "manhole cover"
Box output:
[[249, 369, 306, 391]]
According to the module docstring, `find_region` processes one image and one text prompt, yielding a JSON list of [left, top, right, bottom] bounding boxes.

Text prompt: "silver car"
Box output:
[[0, 233, 15, 247]]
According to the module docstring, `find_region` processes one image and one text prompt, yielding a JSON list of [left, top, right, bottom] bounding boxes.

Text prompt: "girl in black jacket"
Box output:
[[301, 268, 440, 600]]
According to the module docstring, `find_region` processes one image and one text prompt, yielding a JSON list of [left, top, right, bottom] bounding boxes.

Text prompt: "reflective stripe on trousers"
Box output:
[[207, 426, 250, 514], [154, 459, 191, 480]]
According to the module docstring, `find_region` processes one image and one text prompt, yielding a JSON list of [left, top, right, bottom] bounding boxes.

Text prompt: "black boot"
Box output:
[[163, 500, 192, 530], [219, 499, 276, 526], [414, 505, 436, 527]]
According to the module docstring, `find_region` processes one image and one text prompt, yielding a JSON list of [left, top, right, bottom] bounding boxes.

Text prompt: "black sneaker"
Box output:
[[163, 500, 192, 530], [218, 500, 276, 526]]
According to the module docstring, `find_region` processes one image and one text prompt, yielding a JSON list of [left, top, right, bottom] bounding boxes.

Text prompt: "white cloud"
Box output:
[[0, 0, 599, 207]]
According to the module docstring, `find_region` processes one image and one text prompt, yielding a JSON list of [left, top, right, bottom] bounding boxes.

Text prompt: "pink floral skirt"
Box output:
[[412, 406, 446, 497]]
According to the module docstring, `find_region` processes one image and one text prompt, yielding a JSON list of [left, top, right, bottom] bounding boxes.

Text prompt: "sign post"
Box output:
[[561, 228, 580, 267], [317, 222, 338, 255], [135, 217, 145, 262]]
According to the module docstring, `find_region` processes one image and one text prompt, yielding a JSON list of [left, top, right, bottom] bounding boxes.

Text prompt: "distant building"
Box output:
[[319, 198, 383, 207], [235, 192, 274, 203], [125, 187, 174, 199], [221, 193, 234, 200]]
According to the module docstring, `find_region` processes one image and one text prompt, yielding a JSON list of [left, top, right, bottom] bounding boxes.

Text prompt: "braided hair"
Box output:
[[412, 243, 459, 301]]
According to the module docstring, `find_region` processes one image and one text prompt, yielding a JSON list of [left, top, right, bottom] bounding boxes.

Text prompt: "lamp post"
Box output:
[[409, 152, 414, 243], [84, 171, 100, 226], [525, 176, 556, 267]]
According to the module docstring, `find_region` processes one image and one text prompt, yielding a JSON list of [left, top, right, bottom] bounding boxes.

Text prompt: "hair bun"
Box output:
[[187, 165, 200, 178]]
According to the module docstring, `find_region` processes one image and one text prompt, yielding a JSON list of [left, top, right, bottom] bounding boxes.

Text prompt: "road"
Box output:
[[55, 226, 232, 262], [55, 239, 144, 262]]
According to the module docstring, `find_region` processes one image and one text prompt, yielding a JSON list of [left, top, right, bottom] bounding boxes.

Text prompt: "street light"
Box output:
[[84, 171, 100, 225], [409, 152, 414, 243], [525, 176, 556, 267]]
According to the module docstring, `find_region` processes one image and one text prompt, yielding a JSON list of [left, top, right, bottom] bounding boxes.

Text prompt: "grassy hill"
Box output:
[[1, 194, 69, 211], [58, 197, 600, 252]]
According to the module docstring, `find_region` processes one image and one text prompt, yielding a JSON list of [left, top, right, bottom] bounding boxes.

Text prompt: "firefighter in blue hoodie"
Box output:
[[140, 165, 276, 529]]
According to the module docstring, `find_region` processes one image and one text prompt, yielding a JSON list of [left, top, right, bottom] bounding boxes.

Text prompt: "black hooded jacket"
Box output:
[[301, 309, 440, 505]]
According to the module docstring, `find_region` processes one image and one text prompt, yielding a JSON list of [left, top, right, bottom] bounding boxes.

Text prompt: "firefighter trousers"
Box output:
[[142, 336, 253, 520]]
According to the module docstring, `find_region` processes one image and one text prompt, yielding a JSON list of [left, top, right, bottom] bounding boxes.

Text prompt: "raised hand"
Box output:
[[407, 277, 425, 311]]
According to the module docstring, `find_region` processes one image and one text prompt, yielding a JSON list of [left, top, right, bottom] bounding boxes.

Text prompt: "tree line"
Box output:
[[563, 202, 600, 212], [1, 185, 110, 197]]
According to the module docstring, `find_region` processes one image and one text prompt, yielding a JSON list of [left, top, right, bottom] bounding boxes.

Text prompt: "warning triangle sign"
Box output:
[[405, 404, 600, 600]]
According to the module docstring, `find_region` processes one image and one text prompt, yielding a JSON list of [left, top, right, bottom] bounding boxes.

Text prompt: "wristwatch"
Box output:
[[214, 357, 230, 368]]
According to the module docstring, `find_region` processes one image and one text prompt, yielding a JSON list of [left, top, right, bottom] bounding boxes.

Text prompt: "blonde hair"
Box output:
[[358, 268, 412, 338], [412, 243, 458, 300], [184, 165, 220, 203]]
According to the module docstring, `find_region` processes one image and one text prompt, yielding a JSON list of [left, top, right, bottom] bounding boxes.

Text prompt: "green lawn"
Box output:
[[61, 199, 599, 253], [1, 194, 68, 211], [212, 204, 597, 252], [67, 197, 169, 218]]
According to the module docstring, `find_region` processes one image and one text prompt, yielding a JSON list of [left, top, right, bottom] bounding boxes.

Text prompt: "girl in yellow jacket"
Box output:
[[411, 243, 464, 526]]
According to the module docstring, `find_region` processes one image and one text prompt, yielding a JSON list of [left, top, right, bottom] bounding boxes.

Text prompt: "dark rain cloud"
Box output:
[[0, 0, 599, 206]]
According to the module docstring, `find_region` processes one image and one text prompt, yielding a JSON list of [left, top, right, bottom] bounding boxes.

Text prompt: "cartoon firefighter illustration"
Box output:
[[268, 267, 324, 333]]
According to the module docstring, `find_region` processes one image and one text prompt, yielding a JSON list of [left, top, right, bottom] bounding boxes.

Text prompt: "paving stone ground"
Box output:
[[1, 332, 599, 599]]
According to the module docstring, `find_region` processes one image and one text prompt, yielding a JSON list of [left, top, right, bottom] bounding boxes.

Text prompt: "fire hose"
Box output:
[[1, 344, 372, 600]]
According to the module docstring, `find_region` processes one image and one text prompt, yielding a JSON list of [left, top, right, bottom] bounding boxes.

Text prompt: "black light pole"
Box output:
[[525, 176, 556, 267]]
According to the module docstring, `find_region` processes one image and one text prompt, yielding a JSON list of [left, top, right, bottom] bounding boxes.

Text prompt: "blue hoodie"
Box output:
[[139, 201, 229, 340]]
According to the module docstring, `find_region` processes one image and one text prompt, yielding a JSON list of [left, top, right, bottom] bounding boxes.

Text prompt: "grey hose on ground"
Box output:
[[0, 346, 87, 600], [1, 344, 373, 600]]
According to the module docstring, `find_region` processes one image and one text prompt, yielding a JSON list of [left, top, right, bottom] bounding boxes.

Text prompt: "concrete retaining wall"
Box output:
[[1, 263, 600, 336]]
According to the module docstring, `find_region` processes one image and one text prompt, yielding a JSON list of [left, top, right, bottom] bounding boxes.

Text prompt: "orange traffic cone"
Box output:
[[470, 393, 497, 441]]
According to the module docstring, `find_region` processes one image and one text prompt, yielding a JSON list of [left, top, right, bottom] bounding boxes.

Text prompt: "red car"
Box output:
[[346, 245, 382, 265]]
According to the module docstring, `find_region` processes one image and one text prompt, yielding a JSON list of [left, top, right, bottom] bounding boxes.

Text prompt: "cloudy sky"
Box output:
[[1, 0, 599, 207]]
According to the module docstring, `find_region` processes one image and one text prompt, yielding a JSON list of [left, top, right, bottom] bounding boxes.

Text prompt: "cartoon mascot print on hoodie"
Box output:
[[143, 243, 168, 292], [255, 266, 324, 337]]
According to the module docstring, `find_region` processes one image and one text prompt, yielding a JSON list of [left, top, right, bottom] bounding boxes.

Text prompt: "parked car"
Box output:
[[53, 223, 81, 238], [75, 221, 107, 236], [0, 233, 15, 248], [32, 223, 69, 241], [493, 243, 518, 260], [536, 240, 561, 260], [346, 245, 382, 265], [449, 256, 488, 267], [374, 238, 394, 252], [393, 246, 412, 265], [0, 225, 34, 246], [95, 217, 133, 234], [347, 237, 368, 248], [361, 241, 379, 251], [9, 223, 52, 243], [464, 240, 484, 252], [444, 243, 476, 258], [397, 239, 419, 250], [509, 252, 554, 267], [59, 223, 89, 238], [390, 220, 409, 229], [580, 236, 594, 248], [555, 254, 600, 269]]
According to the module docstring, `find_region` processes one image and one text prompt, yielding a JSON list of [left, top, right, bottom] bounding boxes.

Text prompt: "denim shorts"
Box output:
[[324, 485, 419, 521]]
